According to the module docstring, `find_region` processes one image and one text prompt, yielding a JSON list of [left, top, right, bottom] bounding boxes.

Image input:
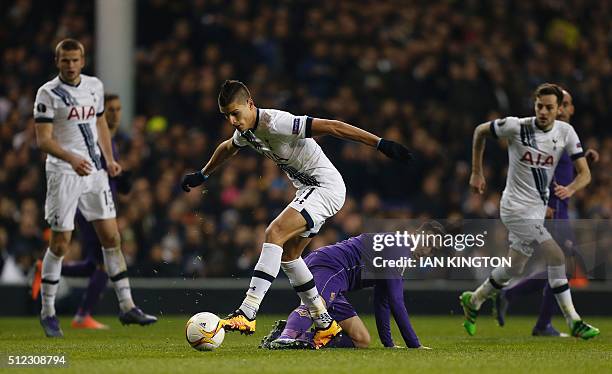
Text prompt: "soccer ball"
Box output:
[[185, 312, 225, 351]]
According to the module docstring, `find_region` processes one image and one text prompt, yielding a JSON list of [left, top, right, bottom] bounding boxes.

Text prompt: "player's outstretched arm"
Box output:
[[554, 157, 591, 200], [470, 122, 492, 194], [181, 138, 239, 192], [384, 278, 422, 348], [373, 281, 395, 347], [35, 122, 93, 176], [310, 118, 413, 161], [96, 114, 121, 177]]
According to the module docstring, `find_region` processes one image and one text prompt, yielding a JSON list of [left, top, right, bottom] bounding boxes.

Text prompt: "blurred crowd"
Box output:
[[1, 0, 610, 281]]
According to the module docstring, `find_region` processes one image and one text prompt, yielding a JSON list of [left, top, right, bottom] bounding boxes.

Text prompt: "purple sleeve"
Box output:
[[111, 139, 119, 161], [373, 281, 394, 347], [547, 189, 555, 208], [548, 153, 573, 216], [385, 278, 421, 348]]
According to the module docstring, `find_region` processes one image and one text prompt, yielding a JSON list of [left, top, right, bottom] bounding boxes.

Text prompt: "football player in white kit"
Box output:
[[460, 83, 599, 339], [181, 80, 413, 347], [34, 39, 156, 337]]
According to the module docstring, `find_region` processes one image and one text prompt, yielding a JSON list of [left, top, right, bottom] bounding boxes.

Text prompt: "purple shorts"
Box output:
[[305, 256, 358, 322]]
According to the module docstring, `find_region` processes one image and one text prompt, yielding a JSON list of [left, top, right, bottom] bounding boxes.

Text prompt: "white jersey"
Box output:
[[491, 116, 584, 208], [232, 108, 344, 189], [33, 74, 105, 175]]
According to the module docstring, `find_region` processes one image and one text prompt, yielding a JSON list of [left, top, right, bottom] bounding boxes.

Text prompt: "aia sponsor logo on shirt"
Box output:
[[519, 150, 554, 168], [67, 106, 96, 120]]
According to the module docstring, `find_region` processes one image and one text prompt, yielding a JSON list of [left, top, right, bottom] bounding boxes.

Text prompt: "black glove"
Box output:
[[181, 171, 207, 192], [377, 139, 414, 161], [115, 170, 133, 195]]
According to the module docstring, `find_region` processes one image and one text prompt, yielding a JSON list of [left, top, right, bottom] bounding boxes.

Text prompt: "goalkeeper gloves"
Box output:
[[377, 139, 414, 161], [181, 170, 208, 192]]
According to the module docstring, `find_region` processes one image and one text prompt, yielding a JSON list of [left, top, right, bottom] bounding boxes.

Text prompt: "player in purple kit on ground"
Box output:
[[260, 222, 445, 350], [491, 88, 599, 337]]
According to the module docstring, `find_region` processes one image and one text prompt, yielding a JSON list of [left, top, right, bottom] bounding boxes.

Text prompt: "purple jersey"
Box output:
[[305, 235, 365, 290], [304, 234, 420, 348], [548, 152, 573, 219]]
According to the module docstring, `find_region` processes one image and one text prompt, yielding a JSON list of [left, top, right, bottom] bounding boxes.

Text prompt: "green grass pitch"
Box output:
[[1, 315, 610, 373]]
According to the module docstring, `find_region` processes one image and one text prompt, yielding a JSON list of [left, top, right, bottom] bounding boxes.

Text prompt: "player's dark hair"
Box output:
[[55, 38, 85, 59], [105, 93, 120, 103], [420, 220, 446, 236], [218, 80, 251, 107], [534, 83, 563, 105], [418, 220, 454, 257]]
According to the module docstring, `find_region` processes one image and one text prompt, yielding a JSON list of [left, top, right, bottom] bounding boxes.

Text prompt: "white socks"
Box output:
[[102, 246, 135, 312], [471, 267, 511, 309], [240, 243, 283, 319], [281, 257, 331, 328], [239, 244, 332, 328], [548, 264, 580, 325], [40, 248, 63, 318]]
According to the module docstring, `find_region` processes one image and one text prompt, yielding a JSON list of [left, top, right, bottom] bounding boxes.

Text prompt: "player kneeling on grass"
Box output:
[[260, 222, 446, 350]]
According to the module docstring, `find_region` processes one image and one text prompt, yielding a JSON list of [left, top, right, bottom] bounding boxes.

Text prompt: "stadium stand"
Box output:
[[1, 0, 610, 280]]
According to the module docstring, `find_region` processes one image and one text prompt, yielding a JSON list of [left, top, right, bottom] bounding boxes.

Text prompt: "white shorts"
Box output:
[[500, 199, 551, 257], [44, 169, 116, 231], [289, 183, 346, 237]]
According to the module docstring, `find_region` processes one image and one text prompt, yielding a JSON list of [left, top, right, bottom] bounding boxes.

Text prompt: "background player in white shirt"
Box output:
[[459, 83, 599, 339], [181, 80, 413, 347], [33, 39, 156, 337]]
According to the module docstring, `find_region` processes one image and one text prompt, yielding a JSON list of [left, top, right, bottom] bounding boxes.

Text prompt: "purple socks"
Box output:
[[76, 269, 108, 317]]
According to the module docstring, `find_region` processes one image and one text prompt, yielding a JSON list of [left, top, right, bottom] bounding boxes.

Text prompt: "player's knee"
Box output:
[[281, 250, 299, 262], [507, 249, 529, 276], [50, 234, 71, 256], [351, 330, 371, 348], [99, 231, 121, 249], [507, 260, 526, 277], [549, 249, 565, 266], [49, 243, 69, 256], [540, 240, 565, 266], [264, 223, 287, 244]]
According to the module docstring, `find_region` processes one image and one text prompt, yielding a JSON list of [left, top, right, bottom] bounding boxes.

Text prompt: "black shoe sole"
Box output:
[[222, 326, 256, 335], [260, 320, 288, 348], [40, 320, 63, 338], [120, 319, 157, 326], [270, 340, 313, 350]]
